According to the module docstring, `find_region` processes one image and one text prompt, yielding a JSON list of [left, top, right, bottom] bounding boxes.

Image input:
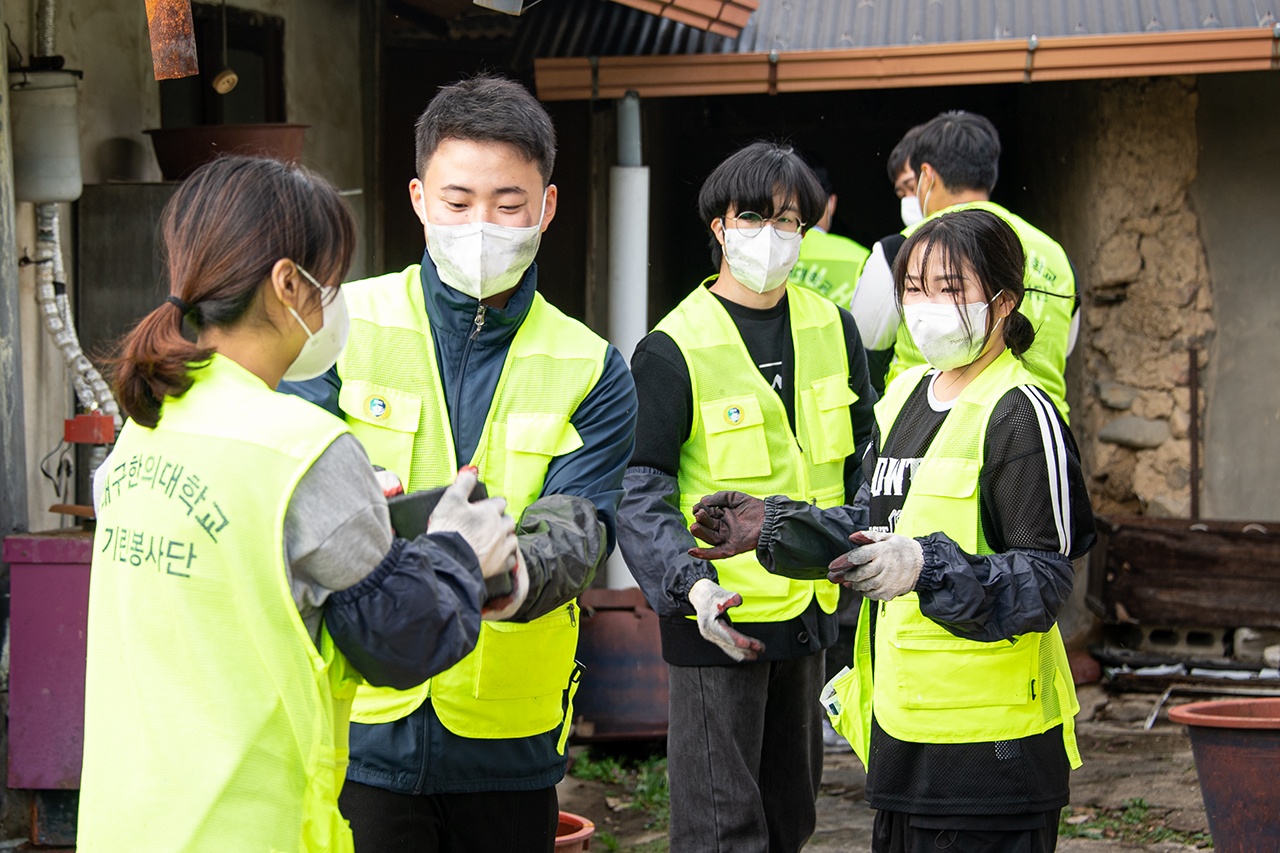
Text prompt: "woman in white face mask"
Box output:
[[81, 156, 514, 853], [689, 208, 1096, 853]]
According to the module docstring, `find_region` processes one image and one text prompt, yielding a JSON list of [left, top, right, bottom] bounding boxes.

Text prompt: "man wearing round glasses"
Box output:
[[618, 142, 878, 852]]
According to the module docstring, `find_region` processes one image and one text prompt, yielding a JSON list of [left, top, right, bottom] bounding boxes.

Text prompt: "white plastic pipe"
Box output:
[[604, 93, 649, 590]]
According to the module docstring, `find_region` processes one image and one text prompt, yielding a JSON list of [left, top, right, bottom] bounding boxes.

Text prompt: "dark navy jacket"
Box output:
[[281, 253, 637, 794]]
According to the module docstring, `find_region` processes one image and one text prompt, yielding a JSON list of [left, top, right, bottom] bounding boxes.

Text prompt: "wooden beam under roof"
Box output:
[[536, 25, 1276, 100]]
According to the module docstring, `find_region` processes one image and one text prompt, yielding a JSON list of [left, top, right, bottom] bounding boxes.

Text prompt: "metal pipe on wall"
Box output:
[[603, 90, 648, 590]]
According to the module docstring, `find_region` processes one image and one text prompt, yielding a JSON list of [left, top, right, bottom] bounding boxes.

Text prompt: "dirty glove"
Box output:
[[372, 466, 404, 498], [827, 530, 922, 602], [428, 467, 518, 580], [482, 546, 530, 621], [687, 578, 766, 662], [688, 491, 766, 561]]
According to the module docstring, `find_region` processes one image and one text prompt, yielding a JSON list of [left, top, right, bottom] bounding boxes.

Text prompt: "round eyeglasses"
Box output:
[[727, 211, 805, 240]]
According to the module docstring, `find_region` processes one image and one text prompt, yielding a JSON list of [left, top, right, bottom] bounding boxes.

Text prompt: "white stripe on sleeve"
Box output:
[[1018, 385, 1071, 555]]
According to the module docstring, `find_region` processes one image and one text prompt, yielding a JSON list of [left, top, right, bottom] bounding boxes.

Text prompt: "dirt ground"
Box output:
[[556, 687, 1213, 852]]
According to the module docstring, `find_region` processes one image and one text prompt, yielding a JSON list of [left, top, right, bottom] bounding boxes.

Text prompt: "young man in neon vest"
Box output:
[[281, 74, 637, 852], [788, 165, 871, 307], [618, 142, 878, 853], [691, 209, 1097, 853], [852, 112, 1080, 419]]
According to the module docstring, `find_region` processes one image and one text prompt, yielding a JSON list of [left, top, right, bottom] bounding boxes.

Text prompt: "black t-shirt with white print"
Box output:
[[861, 370, 1092, 819]]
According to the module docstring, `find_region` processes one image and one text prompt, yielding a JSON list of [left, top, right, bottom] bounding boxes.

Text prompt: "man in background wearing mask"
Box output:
[[856, 112, 1080, 419], [788, 164, 871, 306], [618, 142, 877, 853], [281, 73, 637, 853], [850, 124, 924, 393]]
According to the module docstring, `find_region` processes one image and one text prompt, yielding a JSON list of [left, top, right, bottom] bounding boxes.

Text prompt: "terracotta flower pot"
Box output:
[[555, 811, 595, 851], [1169, 698, 1280, 852]]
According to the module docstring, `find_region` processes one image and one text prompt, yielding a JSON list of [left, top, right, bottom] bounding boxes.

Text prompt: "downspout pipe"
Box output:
[[30, 0, 120, 432], [604, 91, 648, 590]]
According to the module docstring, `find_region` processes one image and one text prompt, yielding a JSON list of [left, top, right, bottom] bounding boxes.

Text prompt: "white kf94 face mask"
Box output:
[[283, 265, 350, 382], [902, 290, 1003, 372], [900, 195, 923, 228], [425, 190, 548, 300], [721, 224, 802, 294]]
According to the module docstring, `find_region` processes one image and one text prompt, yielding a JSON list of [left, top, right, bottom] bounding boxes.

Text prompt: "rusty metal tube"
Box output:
[[145, 0, 199, 81]]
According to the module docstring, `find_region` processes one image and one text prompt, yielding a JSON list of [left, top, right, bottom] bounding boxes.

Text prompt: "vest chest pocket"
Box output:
[[800, 375, 857, 465], [698, 396, 771, 481], [339, 381, 422, 484], [898, 457, 980, 542], [500, 413, 583, 515], [888, 623, 1037, 710]]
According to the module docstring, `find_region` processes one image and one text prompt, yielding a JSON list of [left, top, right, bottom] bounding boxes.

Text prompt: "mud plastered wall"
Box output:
[[1078, 77, 1212, 518]]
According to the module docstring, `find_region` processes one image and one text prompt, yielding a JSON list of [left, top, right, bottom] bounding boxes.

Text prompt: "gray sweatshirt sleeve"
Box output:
[[282, 434, 485, 687], [283, 433, 394, 639]]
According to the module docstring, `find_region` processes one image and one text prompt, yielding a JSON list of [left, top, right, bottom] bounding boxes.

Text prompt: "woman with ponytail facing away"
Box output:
[[689, 209, 1096, 853], [78, 156, 519, 853]]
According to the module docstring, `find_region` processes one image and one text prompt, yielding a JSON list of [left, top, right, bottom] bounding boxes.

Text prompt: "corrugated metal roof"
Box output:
[[734, 0, 1279, 52], [518, 0, 1279, 61]]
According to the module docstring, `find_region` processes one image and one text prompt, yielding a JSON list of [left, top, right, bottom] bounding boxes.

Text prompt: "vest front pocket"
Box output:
[[698, 396, 771, 481], [499, 413, 583, 518], [339, 381, 422, 484], [888, 626, 1036, 710], [800, 375, 857, 465], [431, 605, 579, 739]]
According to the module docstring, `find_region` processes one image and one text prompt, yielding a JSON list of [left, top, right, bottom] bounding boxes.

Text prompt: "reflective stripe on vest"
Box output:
[[79, 354, 359, 853], [656, 281, 849, 623], [886, 201, 1075, 422], [337, 266, 606, 741], [789, 229, 872, 308], [827, 350, 1081, 770]]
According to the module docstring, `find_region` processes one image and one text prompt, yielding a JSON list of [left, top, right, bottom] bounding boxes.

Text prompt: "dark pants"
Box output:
[[667, 651, 825, 853], [338, 779, 559, 853], [872, 810, 1060, 853]]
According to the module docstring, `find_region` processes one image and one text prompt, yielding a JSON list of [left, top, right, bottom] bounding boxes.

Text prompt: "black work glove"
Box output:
[[688, 491, 766, 561]]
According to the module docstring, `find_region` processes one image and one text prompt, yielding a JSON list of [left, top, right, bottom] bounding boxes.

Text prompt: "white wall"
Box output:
[[3, 0, 366, 531]]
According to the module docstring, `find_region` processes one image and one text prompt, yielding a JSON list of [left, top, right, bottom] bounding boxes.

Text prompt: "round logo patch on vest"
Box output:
[[724, 405, 743, 426], [364, 394, 391, 422]]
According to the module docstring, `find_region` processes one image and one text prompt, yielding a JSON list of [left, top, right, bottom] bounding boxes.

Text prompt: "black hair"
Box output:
[[891, 208, 1035, 360], [697, 141, 827, 269], [414, 73, 557, 184], [911, 111, 1001, 194], [886, 123, 925, 184]]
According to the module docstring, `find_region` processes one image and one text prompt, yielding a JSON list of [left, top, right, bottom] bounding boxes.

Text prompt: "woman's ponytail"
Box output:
[[112, 299, 210, 429], [1002, 307, 1036, 359]]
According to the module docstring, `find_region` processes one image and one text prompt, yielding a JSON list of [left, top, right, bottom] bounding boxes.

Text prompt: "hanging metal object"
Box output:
[[212, 0, 238, 94], [145, 0, 199, 80]]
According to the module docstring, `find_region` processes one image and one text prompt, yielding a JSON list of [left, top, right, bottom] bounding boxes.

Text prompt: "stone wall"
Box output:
[[1074, 77, 1213, 518]]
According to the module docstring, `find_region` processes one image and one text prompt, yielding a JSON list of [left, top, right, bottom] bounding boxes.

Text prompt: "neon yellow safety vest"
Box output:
[[886, 201, 1075, 422], [789, 229, 872, 308], [826, 349, 1081, 771], [655, 281, 850, 623], [337, 266, 605, 747], [79, 354, 360, 853]]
